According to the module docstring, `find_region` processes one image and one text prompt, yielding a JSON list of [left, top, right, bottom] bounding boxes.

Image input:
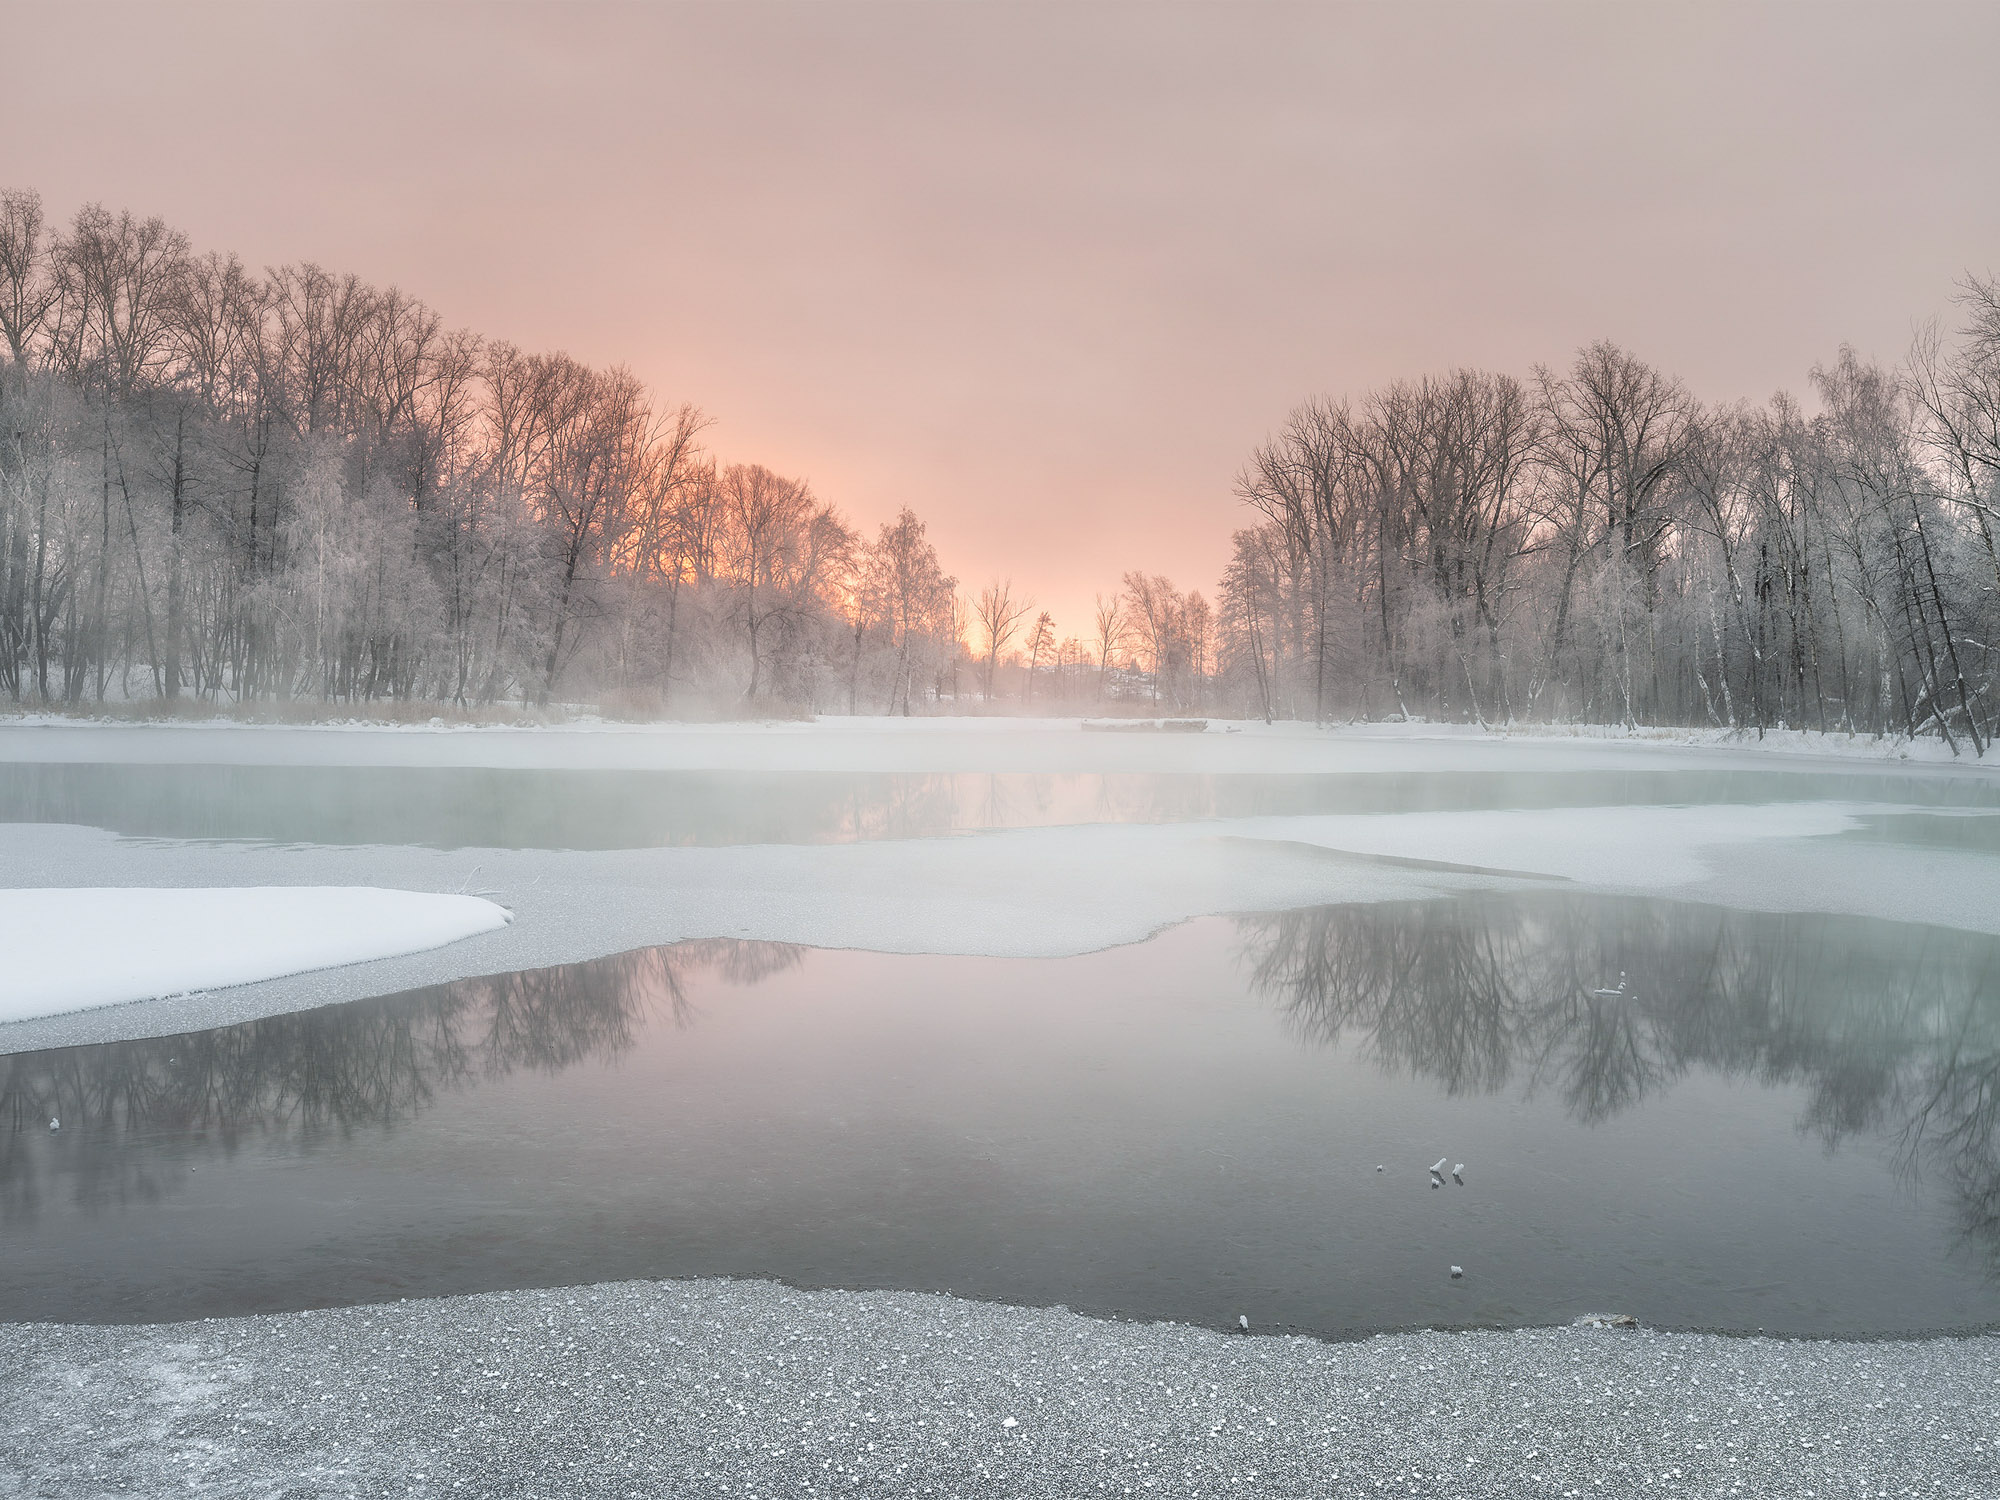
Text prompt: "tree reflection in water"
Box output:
[[0, 938, 804, 1223], [1236, 895, 2000, 1268]]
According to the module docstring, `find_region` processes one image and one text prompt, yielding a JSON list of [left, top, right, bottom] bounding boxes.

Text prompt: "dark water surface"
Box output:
[[5, 762, 2000, 848], [5, 893, 1997, 1337]]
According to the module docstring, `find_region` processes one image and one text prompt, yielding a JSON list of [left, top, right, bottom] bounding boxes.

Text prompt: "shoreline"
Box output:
[[4, 713, 1997, 776]]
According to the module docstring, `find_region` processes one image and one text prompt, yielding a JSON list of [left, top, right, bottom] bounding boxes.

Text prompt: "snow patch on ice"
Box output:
[[0, 887, 512, 1023]]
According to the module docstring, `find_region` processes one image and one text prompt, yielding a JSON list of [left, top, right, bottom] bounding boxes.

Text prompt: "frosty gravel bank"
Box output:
[[3, 1279, 1995, 1499]]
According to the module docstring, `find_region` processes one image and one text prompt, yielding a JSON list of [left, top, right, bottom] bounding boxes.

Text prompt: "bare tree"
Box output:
[[1122, 571, 1189, 708], [1909, 276, 2000, 616], [864, 508, 955, 715], [0, 188, 60, 365], [1021, 609, 1054, 703], [1091, 592, 1126, 700], [973, 578, 1034, 703]]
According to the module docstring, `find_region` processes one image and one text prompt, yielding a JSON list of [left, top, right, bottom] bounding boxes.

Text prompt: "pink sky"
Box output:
[[12, 1, 2000, 638]]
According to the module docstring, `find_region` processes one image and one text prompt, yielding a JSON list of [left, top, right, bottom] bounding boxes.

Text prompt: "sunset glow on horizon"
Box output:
[[11, 0, 2000, 642]]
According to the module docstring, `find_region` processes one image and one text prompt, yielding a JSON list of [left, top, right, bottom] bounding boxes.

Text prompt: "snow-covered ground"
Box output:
[[1464, 719, 1985, 762], [2, 713, 1995, 775], [5, 1279, 1994, 1499], [0, 887, 510, 1025]]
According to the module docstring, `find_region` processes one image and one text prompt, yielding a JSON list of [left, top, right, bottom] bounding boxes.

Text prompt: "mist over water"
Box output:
[[5, 761, 1999, 850]]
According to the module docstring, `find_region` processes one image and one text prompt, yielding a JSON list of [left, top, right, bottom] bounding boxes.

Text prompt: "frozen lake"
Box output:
[[4, 724, 1999, 1344], [6, 892, 1997, 1337]]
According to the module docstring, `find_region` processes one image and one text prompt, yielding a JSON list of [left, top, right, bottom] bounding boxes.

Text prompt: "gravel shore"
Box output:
[[4, 1279, 1996, 1499]]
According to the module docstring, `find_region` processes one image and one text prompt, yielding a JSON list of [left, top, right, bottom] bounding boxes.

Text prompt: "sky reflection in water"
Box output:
[[4, 892, 1997, 1336]]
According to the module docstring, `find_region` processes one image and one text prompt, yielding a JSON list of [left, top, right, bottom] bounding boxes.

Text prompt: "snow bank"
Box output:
[[0, 887, 511, 1023]]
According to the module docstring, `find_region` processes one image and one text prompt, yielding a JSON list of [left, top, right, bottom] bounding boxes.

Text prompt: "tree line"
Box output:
[[6, 186, 1997, 739], [1222, 301, 2000, 748], [0, 190, 966, 714], [0, 176, 1212, 723]]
